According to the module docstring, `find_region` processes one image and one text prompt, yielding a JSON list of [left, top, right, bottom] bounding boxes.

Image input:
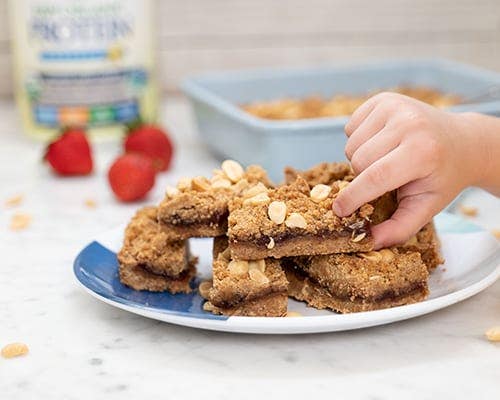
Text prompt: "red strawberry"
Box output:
[[44, 128, 93, 175], [108, 153, 156, 202], [124, 123, 174, 172]]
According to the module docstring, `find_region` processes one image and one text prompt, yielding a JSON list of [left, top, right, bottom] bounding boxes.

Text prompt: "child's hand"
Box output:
[[333, 92, 498, 248]]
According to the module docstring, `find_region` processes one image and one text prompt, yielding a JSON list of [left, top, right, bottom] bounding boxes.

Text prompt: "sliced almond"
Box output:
[[286, 311, 302, 317], [1, 342, 29, 359], [358, 251, 382, 262], [191, 176, 211, 192], [211, 177, 232, 189], [244, 182, 268, 199], [177, 177, 192, 191], [485, 326, 500, 342], [248, 259, 266, 272], [198, 280, 213, 299], [492, 229, 500, 240], [212, 169, 225, 179], [166, 185, 180, 197], [369, 275, 382, 281], [221, 160, 244, 183], [228, 260, 249, 275], [84, 199, 97, 208], [268, 201, 287, 224], [4, 194, 23, 208], [243, 192, 270, 206], [203, 302, 215, 312], [248, 268, 269, 284], [310, 184, 331, 202], [10, 213, 32, 231], [351, 232, 366, 243], [267, 237, 275, 249], [232, 178, 249, 193], [285, 212, 307, 229], [379, 249, 395, 262]]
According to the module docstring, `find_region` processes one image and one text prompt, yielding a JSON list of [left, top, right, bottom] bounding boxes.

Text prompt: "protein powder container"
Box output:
[[9, 0, 159, 140]]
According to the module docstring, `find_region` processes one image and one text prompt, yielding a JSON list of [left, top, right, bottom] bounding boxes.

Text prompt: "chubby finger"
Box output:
[[345, 105, 390, 160], [371, 193, 438, 248], [333, 147, 417, 217], [350, 127, 401, 174], [344, 95, 380, 137]]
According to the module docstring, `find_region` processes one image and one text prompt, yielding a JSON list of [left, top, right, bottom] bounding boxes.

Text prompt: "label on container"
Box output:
[[10, 0, 158, 139]]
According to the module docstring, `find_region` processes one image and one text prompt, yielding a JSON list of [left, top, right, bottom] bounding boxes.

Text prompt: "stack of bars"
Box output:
[[118, 161, 443, 317]]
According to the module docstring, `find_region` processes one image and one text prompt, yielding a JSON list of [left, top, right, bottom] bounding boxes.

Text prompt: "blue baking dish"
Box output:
[[182, 59, 500, 181]]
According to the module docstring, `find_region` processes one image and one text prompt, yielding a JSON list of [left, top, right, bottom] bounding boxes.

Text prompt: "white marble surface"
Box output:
[[0, 98, 499, 399]]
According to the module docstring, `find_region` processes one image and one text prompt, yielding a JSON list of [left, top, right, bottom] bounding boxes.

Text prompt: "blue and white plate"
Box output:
[[74, 212, 500, 334]]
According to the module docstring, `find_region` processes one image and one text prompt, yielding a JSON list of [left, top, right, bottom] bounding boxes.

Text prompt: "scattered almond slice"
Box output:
[[84, 198, 97, 208], [248, 259, 266, 272], [267, 237, 275, 249], [358, 251, 381, 262], [286, 311, 302, 317], [351, 232, 366, 243], [211, 177, 232, 189], [166, 186, 180, 197], [459, 204, 478, 217], [4, 194, 23, 208], [244, 182, 268, 199], [177, 177, 192, 191], [485, 326, 500, 342], [191, 176, 211, 192], [248, 268, 269, 284], [1, 342, 29, 358], [228, 260, 249, 275], [285, 212, 307, 229], [379, 249, 395, 262], [243, 192, 270, 206], [10, 212, 32, 231], [198, 280, 213, 299], [221, 160, 244, 182], [268, 201, 287, 224], [491, 229, 500, 240], [310, 184, 331, 202]]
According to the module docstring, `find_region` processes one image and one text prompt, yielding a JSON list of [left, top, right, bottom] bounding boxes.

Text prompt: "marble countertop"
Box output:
[[0, 98, 498, 399]]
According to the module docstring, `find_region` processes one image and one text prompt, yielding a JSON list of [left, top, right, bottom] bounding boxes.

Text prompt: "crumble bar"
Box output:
[[118, 206, 196, 293], [284, 248, 429, 313], [399, 221, 443, 271], [228, 175, 394, 259], [202, 236, 288, 317], [284, 161, 397, 225], [157, 161, 273, 239]]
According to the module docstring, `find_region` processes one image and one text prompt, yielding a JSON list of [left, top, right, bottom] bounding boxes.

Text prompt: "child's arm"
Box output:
[[332, 92, 500, 248]]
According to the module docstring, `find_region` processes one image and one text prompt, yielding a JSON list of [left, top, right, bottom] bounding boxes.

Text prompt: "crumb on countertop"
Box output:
[[4, 194, 24, 208], [84, 198, 97, 208], [459, 204, 478, 217], [485, 326, 500, 342], [9, 212, 32, 231], [1, 342, 29, 358]]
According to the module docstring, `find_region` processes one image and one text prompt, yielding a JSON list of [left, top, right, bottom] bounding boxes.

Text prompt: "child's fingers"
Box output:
[[333, 148, 417, 217], [350, 127, 400, 173], [371, 194, 437, 248], [345, 105, 389, 160], [344, 95, 380, 136]]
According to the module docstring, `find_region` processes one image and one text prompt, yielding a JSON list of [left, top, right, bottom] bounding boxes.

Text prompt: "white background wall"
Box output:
[[1, 0, 499, 97]]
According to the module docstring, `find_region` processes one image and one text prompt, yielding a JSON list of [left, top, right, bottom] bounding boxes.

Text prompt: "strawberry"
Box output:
[[44, 128, 93, 175], [124, 123, 174, 172], [108, 153, 156, 202]]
